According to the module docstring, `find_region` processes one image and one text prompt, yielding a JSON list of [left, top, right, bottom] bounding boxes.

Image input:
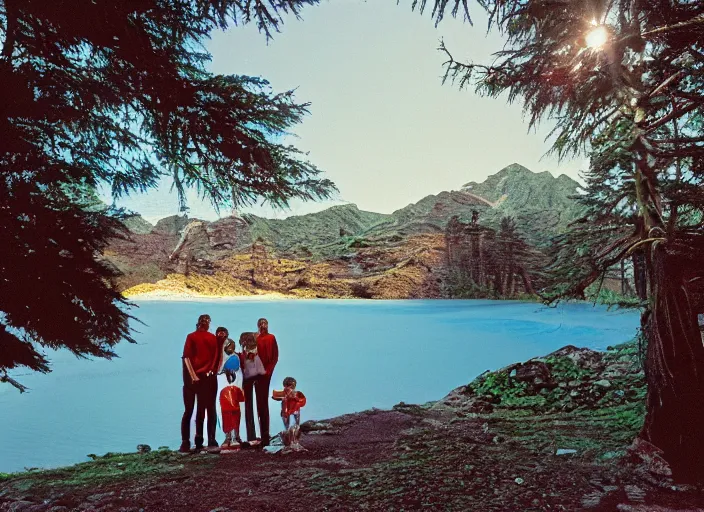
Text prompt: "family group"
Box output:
[[179, 314, 305, 453]]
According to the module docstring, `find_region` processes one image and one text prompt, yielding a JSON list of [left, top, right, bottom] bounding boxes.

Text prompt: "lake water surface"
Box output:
[[0, 299, 640, 473]]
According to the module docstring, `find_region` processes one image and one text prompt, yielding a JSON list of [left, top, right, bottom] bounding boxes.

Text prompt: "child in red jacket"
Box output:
[[219, 367, 245, 450]]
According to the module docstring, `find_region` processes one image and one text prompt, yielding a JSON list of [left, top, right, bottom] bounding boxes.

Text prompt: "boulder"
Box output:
[[513, 361, 556, 390], [546, 345, 604, 372]]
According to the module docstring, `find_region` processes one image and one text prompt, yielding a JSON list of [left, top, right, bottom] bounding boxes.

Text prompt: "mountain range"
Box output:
[[107, 163, 583, 299]]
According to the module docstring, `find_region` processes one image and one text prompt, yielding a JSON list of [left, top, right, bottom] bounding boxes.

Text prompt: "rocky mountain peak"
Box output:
[[152, 215, 191, 236]]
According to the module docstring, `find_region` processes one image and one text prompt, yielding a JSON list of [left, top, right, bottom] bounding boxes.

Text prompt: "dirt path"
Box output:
[[0, 410, 419, 512]]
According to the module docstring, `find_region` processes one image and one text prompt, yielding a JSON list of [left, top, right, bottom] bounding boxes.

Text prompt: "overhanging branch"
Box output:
[[644, 102, 698, 133], [0, 370, 28, 393]]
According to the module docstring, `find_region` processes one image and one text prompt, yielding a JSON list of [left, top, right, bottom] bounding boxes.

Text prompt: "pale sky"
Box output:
[[102, 0, 588, 224]]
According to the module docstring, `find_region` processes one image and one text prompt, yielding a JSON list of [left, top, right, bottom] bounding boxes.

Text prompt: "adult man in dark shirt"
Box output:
[[180, 314, 220, 452], [253, 317, 279, 447]]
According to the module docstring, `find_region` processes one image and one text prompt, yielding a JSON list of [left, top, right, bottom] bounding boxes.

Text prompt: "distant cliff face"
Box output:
[[108, 164, 583, 298]]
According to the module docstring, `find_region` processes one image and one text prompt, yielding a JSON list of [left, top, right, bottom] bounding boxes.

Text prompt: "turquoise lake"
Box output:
[[0, 299, 641, 473]]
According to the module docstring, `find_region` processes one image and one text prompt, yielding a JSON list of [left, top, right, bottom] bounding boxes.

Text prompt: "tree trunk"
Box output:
[[471, 231, 480, 288], [633, 251, 648, 300], [506, 242, 515, 297], [494, 257, 504, 296], [634, 153, 704, 483], [621, 259, 626, 296], [478, 233, 485, 288], [641, 243, 704, 483], [519, 267, 536, 296]]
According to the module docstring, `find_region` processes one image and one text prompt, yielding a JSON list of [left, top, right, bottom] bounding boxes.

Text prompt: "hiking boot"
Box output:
[[178, 441, 191, 453]]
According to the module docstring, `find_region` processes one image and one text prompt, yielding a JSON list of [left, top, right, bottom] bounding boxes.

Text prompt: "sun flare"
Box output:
[[585, 25, 609, 49]]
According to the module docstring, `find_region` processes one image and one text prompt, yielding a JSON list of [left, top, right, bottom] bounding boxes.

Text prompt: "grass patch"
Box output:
[[1, 450, 202, 490]]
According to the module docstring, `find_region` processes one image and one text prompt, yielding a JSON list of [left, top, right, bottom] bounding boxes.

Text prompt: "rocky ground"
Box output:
[[2, 342, 703, 512]]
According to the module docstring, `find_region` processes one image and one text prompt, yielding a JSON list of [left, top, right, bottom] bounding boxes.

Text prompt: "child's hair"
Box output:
[[225, 369, 237, 384], [216, 326, 229, 336], [239, 332, 257, 352], [196, 314, 211, 327], [283, 377, 297, 388]]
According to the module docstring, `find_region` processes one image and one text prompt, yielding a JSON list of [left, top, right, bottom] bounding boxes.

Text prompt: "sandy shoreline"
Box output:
[[123, 290, 294, 301]]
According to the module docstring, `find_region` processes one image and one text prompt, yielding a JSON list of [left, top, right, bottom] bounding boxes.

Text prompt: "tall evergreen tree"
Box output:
[[0, 0, 335, 392], [494, 216, 539, 296], [413, 0, 704, 481]]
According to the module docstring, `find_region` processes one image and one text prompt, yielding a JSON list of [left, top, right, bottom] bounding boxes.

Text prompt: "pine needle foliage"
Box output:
[[0, 0, 335, 392], [412, 0, 704, 482]]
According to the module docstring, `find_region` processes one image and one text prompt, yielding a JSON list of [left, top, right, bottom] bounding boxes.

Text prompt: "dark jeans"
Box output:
[[181, 371, 218, 446], [243, 374, 272, 444]]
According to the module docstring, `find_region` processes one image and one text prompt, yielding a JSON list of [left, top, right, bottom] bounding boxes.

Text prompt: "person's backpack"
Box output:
[[242, 352, 266, 379]]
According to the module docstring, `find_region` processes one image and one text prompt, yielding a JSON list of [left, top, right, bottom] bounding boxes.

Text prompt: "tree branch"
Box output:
[[625, 237, 667, 256], [644, 72, 684, 100], [651, 136, 704, 145], [0, 370, 28, 393], [644, 102, 698, 133], [641, 14, 704, 38]]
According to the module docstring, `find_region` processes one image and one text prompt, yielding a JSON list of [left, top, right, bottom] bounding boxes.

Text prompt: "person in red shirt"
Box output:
[[180, 314, 220, 452], [244, 317, 278, 447]]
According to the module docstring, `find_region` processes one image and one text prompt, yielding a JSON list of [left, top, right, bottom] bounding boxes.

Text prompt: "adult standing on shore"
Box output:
[[180, 314, 220, 452], [254, 317, 278, 447]]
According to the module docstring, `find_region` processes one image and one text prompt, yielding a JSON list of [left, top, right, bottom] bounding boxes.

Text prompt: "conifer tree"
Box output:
[[414, 0, 704, 481], [0, 0, 335, 392]]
